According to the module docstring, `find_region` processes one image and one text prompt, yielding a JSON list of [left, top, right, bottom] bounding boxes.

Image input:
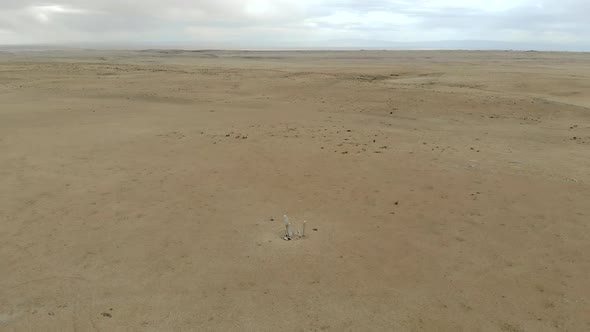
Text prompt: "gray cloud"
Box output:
[[0, 0, 588, 50]]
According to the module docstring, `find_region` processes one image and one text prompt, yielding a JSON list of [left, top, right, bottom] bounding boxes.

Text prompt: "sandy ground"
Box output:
[[1, 49, 589, 331]]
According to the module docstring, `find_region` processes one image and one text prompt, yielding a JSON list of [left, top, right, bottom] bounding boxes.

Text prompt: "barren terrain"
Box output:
[[1, 49, 589, 331]]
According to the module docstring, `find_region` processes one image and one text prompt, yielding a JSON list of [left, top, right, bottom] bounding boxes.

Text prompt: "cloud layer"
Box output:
[[0, 0, 588, 49]]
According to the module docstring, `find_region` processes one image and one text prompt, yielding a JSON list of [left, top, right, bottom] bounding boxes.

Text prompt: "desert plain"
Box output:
[[1, 49, 589, 331]]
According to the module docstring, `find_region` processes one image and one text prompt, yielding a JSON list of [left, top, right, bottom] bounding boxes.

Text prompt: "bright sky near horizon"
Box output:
[[0, 0, 588, 49]]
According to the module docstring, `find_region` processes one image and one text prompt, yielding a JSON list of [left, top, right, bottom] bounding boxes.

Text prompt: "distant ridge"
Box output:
[[2, 40, 589, 52], [308, 39, 590, 52]]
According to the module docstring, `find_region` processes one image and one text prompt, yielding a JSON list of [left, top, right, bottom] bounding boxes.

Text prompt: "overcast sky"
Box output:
[[0, 1, 588, 49]]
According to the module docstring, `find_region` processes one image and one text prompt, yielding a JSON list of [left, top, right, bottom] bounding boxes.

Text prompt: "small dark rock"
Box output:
[[313, 228, 318, 231], [395, 201, 399, 205], [101, 312, 112, 318]]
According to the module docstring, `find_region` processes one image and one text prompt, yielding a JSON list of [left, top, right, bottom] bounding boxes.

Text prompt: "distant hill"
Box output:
[[2, 40, 589, 52], [303, 39, 590, 52]]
